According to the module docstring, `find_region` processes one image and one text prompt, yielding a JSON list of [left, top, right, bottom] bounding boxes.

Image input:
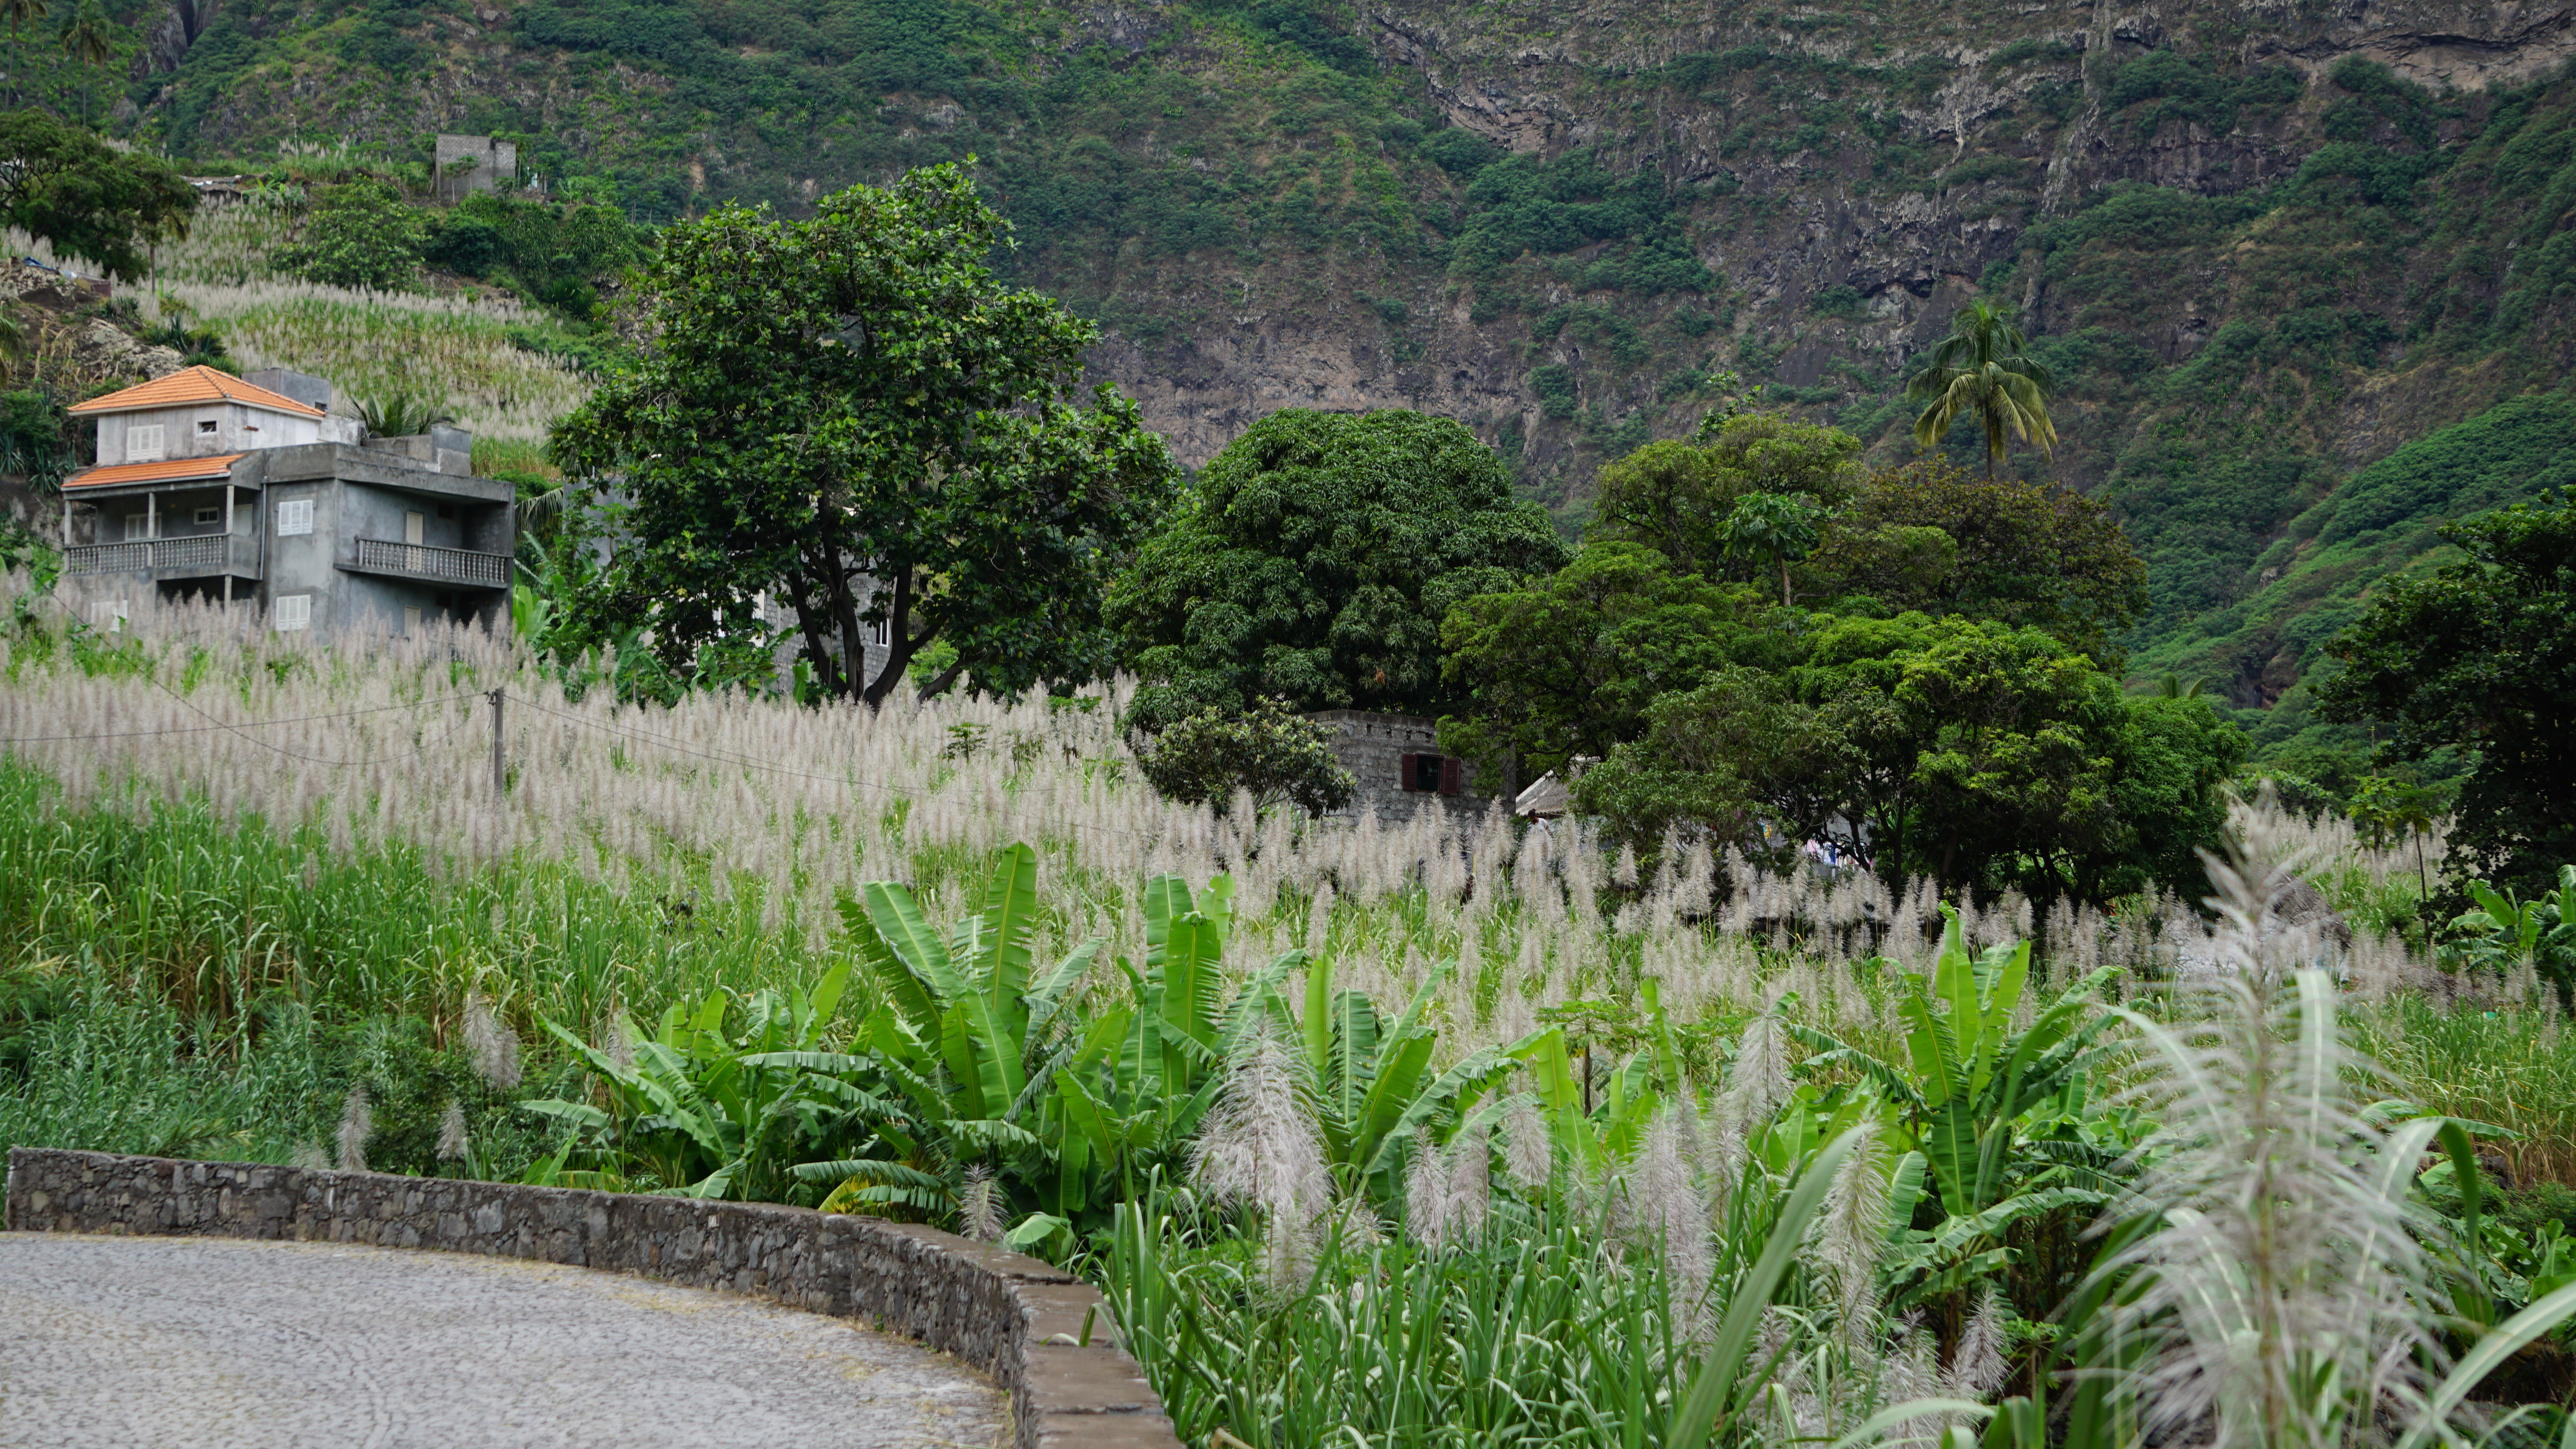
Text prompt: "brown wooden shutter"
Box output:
[[1398, 752, 1422, 791], [1439, 757, 1464, 795]]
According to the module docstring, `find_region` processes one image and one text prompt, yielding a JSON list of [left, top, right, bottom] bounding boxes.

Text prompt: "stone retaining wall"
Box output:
[[5, 1147, 1178, 1449]]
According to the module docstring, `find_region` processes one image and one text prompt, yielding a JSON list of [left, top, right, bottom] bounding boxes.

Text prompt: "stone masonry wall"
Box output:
[[4, 1148, 1178, 1449]]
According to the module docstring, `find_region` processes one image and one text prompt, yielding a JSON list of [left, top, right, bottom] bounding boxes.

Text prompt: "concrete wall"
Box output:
[[94, 403, 326, 466], [1310, 709, 1492, 825], [5, 1148, 1180, 1449]]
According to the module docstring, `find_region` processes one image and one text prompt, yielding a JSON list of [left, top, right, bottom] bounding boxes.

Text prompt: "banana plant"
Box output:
[[524, 962, 935, 1206], [2444, 865, 2576, 994], [1299, 951, 1531, 1198], [834, 845, 1315, 1236], [1790, 908, 2125, 1309]]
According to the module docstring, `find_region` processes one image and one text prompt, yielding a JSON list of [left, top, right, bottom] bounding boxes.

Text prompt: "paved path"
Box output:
[[0, 1233, 1008, 1449]]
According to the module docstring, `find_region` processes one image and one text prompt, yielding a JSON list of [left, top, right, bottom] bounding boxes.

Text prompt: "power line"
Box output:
[[0, 694, 481, 746], [16, 591, 482, 766]]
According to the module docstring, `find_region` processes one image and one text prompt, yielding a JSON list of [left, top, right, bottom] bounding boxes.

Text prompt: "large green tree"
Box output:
[[1107, 408, 1567, 731], [0, 109, 194, 281], [1803, 458, 2149, 662], [1435, 543, 1781, 793], [2319, 487, 2576, 895], [553, 162, 1178, 705], [1586, 412, 1861, 580], [1575, 613, 2243, 901]]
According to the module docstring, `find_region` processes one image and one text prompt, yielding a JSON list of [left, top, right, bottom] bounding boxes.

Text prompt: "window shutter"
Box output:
[[1439, 757, 1464, 795], [273, 594, 311, 632]]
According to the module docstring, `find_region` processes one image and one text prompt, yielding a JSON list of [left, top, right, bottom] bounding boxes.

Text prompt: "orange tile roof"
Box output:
[[69, 366, 325, 418], [64, 454, 247, 489]]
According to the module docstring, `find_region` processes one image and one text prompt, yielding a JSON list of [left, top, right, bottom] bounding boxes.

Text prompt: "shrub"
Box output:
[[1134, 697, 1355, 817], [273, 182, 428, 290]]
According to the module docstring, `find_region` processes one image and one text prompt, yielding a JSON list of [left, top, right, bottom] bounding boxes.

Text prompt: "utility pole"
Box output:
[[488, 687, 505, 797]]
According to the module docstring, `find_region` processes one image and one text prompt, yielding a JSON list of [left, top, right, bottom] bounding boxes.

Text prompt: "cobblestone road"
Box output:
[[0, 1233, 1008, 1449]]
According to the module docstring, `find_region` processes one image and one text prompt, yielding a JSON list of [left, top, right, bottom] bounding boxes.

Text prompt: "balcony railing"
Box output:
[[349, 537, 509, 588], [66, 534, 258, 579]]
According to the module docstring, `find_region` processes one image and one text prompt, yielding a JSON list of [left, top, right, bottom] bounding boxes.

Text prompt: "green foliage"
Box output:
[[1438, 543, 1775, 791], [0, 108, 197, 281], [353, 389, 454, 439], [2104, 50, 2303, 139], [2321, 487, 2576, 895], [1810, 458, 2148, 662], [1716, 490, 1826, 606], [1133, 695, 1356, 818], [1576, 614, 2244, 900], [273, 180, 428, 290], [1108, 407, 1567, 731], [553, 162, 1179, 707], [1809, 283, 1866, 319], [1791, 914, 2125, 1313], [1906, 299, 2058, 476], [0, 387, 79, 494], [1587, 412, 1861, 580], [2442, 867, 2576, 999], [1449, 150, 1705, 291], [526, 966, 936, 1203]]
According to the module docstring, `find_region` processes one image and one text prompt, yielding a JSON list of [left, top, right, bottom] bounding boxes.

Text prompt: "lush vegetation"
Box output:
[[7, 592, 2576, 1445]]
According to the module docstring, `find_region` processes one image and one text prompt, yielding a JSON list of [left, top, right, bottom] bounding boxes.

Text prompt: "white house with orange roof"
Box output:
[[61, 365, 516, 638]]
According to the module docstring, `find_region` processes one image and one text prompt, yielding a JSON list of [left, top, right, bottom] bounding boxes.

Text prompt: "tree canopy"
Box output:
[[0, 109, 195, 281], [551, 161, 1178, 706], [1574, 613, 2243, 901], [1107, 407, 1568, 731], [2319, 486, 2576, 895], [1804, 459, 2149, 661], [1436, 543, 1782, 794], [1587, 412, 1860, 579]]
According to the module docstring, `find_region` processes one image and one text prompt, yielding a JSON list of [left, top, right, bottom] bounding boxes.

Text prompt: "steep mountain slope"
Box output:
[[68, 0, 2576, 758]]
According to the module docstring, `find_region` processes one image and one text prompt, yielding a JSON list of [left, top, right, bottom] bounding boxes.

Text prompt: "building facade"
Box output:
[[1306, 709, 1493, 823], [60, 367, 516, 639]]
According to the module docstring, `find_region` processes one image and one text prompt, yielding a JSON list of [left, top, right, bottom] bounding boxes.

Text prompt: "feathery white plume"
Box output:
[[1501, 1091, 1554, 1193], [436, 1099, 470, 1163], [335, 1085, 372, 1173], [958, 1164, 1003, 1243], [463, 989, 522, 1091], [1811, 1125, 1890, 1337]]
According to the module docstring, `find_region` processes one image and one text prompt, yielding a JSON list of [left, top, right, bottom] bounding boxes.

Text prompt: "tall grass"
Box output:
[[12, 218, 592, 446]]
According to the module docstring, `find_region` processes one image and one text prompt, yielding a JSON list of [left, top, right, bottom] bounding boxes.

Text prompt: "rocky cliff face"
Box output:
[[1043, 0, 2575, 491]]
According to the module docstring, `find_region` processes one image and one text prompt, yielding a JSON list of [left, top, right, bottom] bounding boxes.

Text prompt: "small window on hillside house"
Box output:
[[276, 498, 313, 536], [194, 508, 219, 526], [272, 594, 311, 632], [129, 424, 165, 461], [197, 419, 218, 434]]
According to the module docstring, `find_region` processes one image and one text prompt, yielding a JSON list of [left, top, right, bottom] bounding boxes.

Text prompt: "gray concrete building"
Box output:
[[434, 135, 519, 201], [60, 366, 515, 639]]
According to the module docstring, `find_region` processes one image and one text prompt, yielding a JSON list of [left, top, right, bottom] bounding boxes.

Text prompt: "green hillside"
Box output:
[[21, 0, 2576, 787]]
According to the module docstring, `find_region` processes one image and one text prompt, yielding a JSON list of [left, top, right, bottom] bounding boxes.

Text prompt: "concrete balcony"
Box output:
[[65, 534, 261, 582], [343, 537, 510, 590]]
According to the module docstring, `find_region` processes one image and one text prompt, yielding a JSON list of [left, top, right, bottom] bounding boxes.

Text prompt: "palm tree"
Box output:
[[0, 0, 47, 106], [1905, 299, 2058, 479], [59, 0, 112, 127]]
